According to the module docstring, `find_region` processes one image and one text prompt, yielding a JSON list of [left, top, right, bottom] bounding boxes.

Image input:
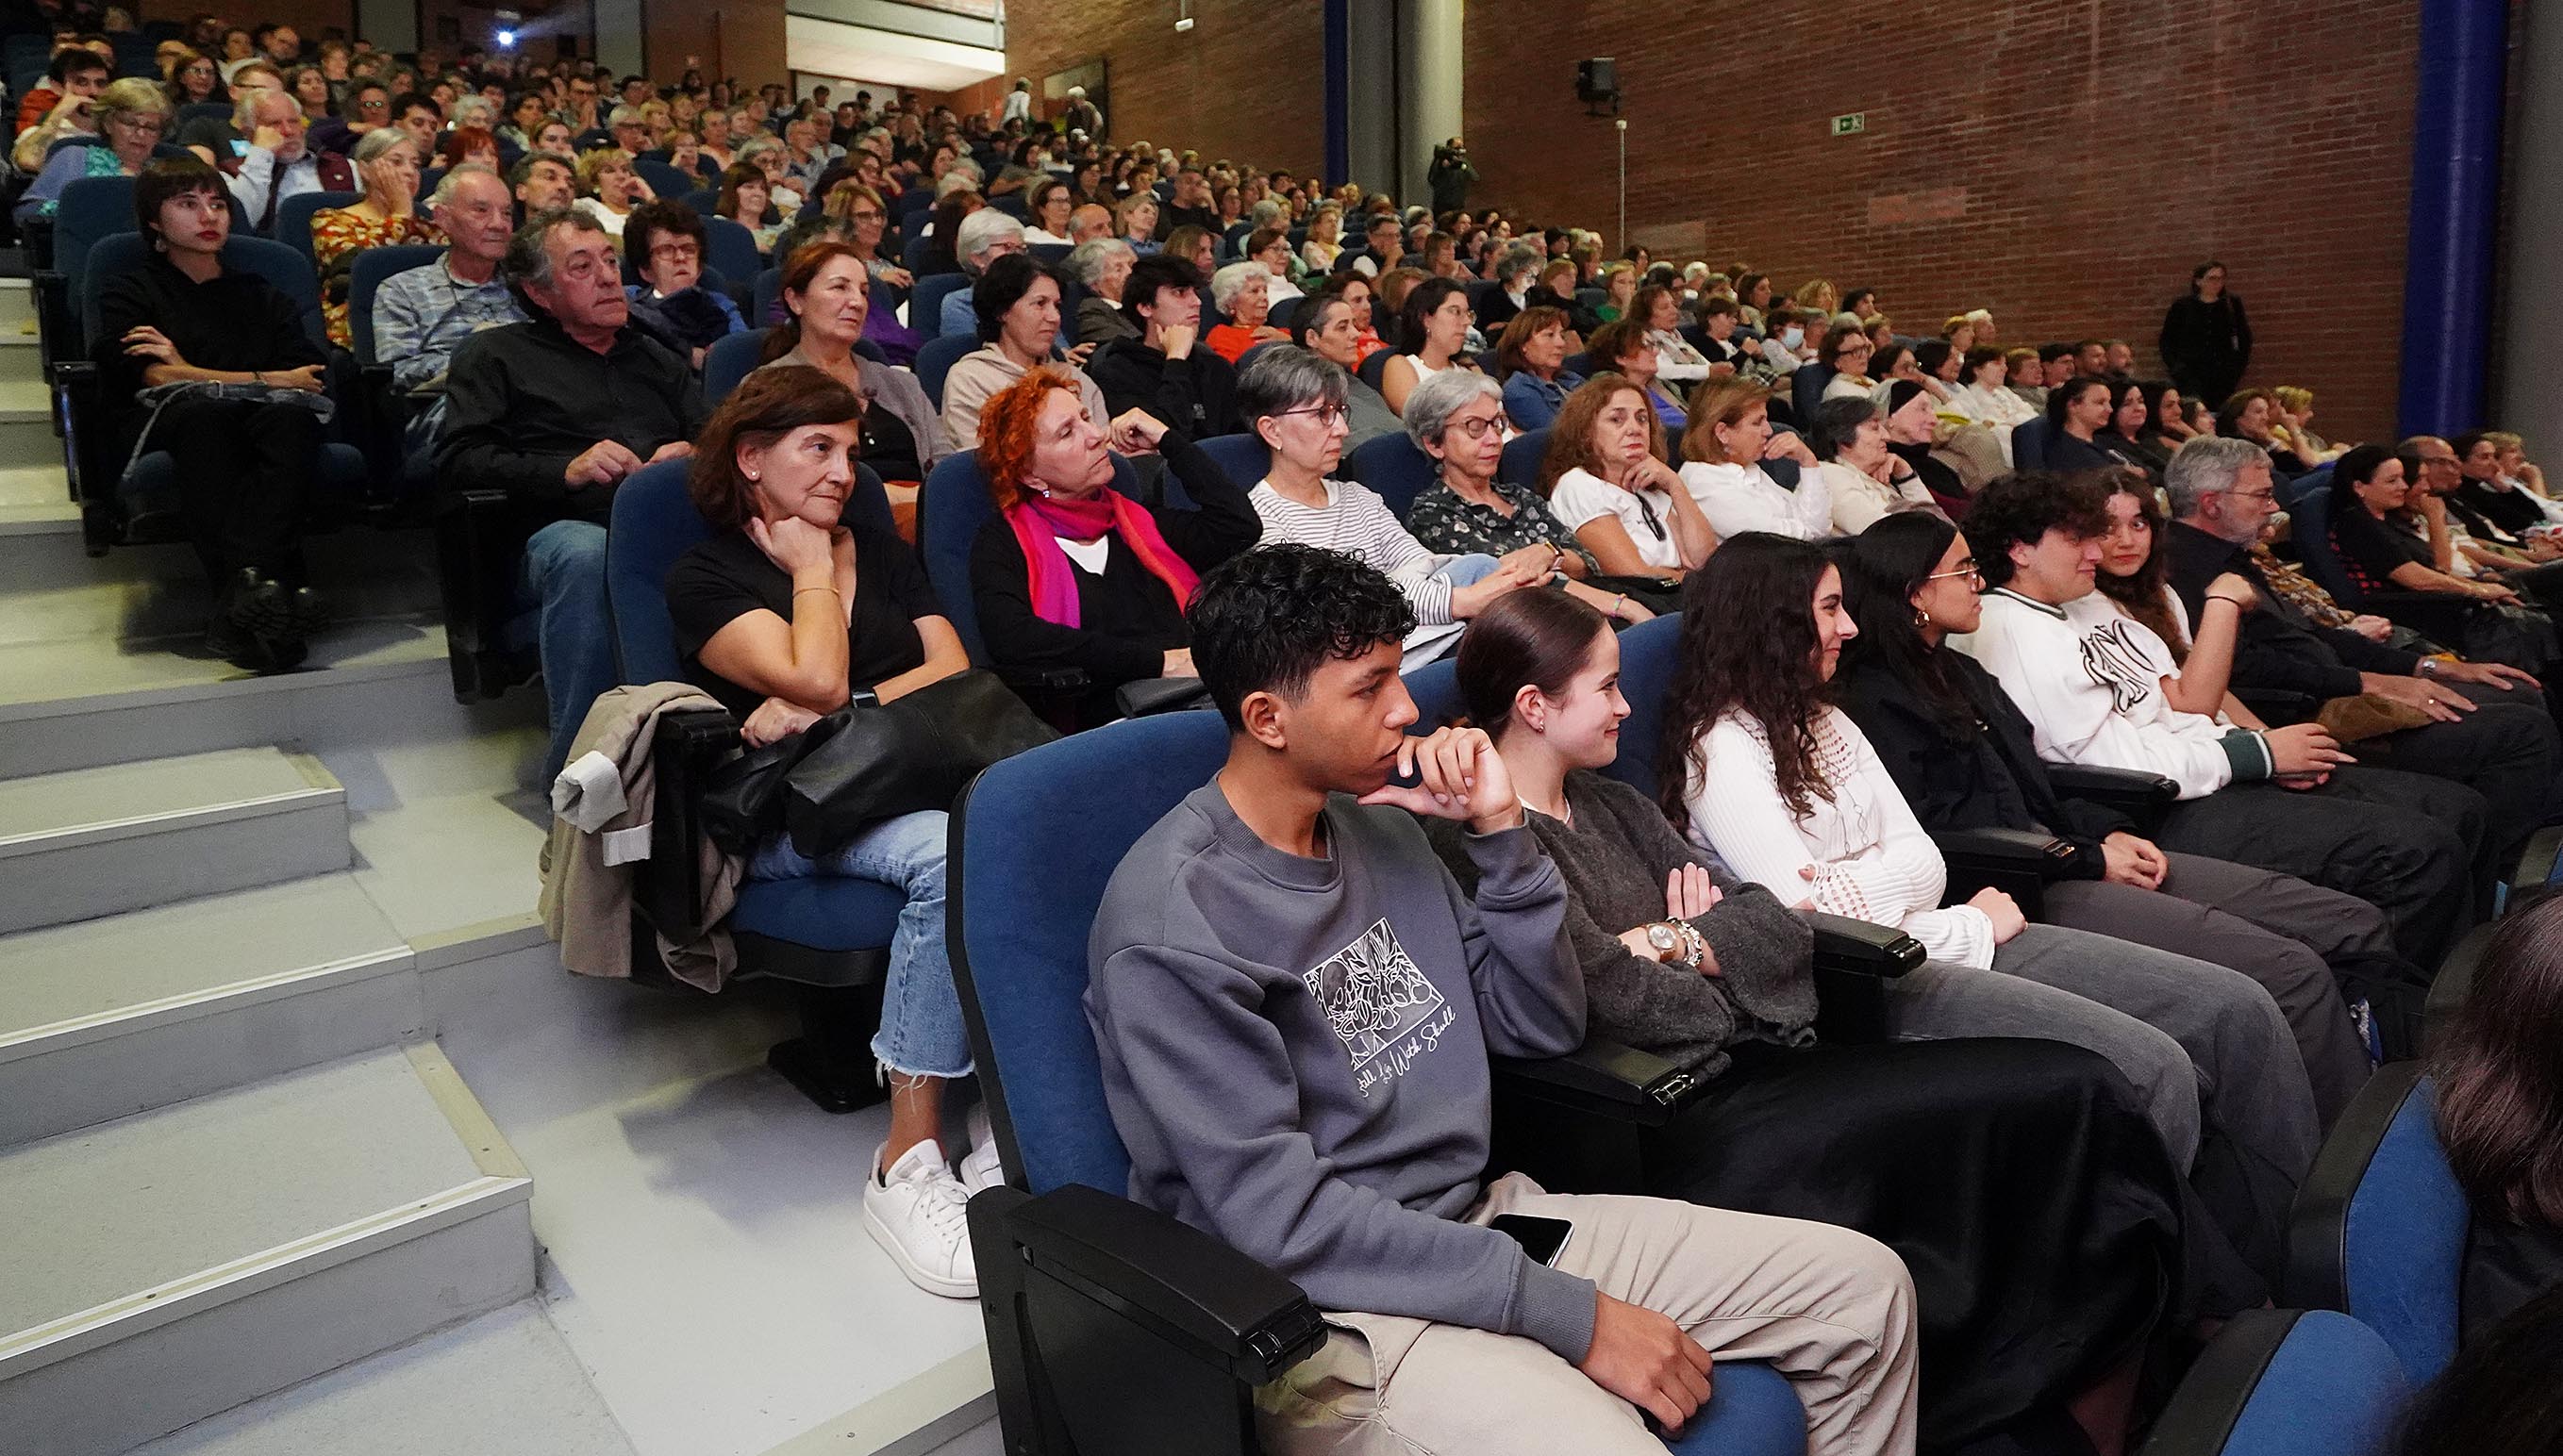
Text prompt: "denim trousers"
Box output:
[[517, 520, 620, 785], [745, 809, 972, 1080]]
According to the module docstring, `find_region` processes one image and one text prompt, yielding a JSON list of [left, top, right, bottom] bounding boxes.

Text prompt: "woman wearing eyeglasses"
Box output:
[[16, 78, 171, 224], [1404, 371, 1657, 623]]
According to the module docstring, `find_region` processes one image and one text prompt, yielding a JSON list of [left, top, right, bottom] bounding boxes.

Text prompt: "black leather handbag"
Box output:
[[697, 670, 1057, 857]]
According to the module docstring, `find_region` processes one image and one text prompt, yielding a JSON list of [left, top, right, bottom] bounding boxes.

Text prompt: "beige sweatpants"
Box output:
[[1254, 1173, 1920, 1456]]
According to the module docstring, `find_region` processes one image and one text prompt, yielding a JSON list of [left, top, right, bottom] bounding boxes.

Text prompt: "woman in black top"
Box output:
[[2431, 892, 2563, 1337], [2044, 375, 2145, 473], [1879, 379, 1970, 514], [1428, 587, 2187, 1455], [99, 158, 330, 670], [966, 366, 1258, 720], [1833, 512, 2401, 1124], [2107, 379, 2169, 472], [2157, 260, 2251, 409], [662, 366, 992, 1301]]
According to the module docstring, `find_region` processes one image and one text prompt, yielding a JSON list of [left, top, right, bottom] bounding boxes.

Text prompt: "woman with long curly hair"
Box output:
[[1659, 532, 2322, 1305], [2433, 892, 2563, 1335]]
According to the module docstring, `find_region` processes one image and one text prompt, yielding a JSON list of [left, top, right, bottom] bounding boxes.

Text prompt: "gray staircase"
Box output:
[[0, 1045, 535, 1456], [0, 747, 350, 935]]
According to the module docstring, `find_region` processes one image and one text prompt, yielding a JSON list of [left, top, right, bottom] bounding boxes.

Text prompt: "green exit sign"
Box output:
[[1832, 112, 1866, 137]]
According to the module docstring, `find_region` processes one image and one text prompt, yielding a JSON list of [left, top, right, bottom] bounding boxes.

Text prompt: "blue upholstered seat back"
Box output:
[[1594, 613, 1686, 802], [704, 328, 772, 405], [2010, 417, 2053, 472], [953, 710, 1235, 1195], [1342, 431, 1439, 521], [918, 447, 1144, 665], [1402, 655, 1463, 731], [913, 332, 978, 408], [1194, 431, 1271, 489], [1498, 426, 1550, 488], [2341, 1074, 2469, 1384], [703, 216, 761, 296], [2220, 1311, 2410, 1456], [913, 273, 972, 340], [348, 244, 446, 366], [273, 190, 358, 264]]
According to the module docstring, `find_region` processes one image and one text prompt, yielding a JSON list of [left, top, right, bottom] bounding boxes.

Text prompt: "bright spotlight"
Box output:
[[494, 28, 516, 48]]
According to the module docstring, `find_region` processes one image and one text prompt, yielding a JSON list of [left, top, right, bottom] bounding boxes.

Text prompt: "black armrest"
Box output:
[[995, 1183, 1327, 1384], [432, 488, 535, 703], [2046, 764, 2178, 831], [994, 662, 1091, 691], [2133, 1308, 2314, 1456], [32, 262, 69, 380], [1936, 825, 2069, 921], [1490, 1037, 1702, 1127], [2422, 921, 2493, 1052], [640, 703, 740, 942], [1807, 912, 1924, 978], [2505, 825, 2561, 909], [24, 217, 54, 273], [51, 358, 116, 554]]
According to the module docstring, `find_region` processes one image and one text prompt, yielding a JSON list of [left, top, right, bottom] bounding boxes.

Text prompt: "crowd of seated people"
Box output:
[[22, 21, 2563, 1448]]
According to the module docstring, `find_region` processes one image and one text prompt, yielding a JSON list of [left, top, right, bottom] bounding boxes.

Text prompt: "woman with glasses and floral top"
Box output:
[[1404, 371, 1658, 623]]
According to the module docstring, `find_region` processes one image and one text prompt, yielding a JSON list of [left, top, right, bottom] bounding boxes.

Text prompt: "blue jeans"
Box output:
[[745, 810, 971, 1080], [517, 520, 619, 784]]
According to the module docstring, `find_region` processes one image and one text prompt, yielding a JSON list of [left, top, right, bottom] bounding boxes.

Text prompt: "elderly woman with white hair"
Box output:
[[940, 207, 1026, 337], [1067, 236, 1140, 346], [311, 124, 441, 346], [1477, 241, 1544, 332], [1204, 259, 1289, 364], [1403, 369, 1658, 623]]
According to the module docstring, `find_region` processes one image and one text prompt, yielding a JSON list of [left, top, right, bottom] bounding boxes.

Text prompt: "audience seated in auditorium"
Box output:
[[1345, 211, 1402, 277], [1675, 376, 1829, 541], [1436, 587, 2186, 1455], [620, 201, 744, 364], [1494, 306, 1582, 432], [438, 207, 706, 782], [1809, 396, 1940, 536], [1241, 349, 1540, 666], [940, 254, 1106, 451], [1378, 275, 1473, 416], [1111, 189, 1157, 254], [2430, 892, 2563, 1336], [940, 207, 1025, 337], [372, 164, 523, 466], [756, 242, 943, 490], [16, 76, 168, 223], [1956, 468, 2487, 964], [2039, 376, 2142, 472], [1020, 175, 1073, 246], [1947, 347, 2038, 447], [660, 367, 990, 1299], [1836, 512, 2401, 1122], [1664, 533, 2316, 1297], [1401, 372, 1652, 623], [967, 370, 1255, 716], [1084, 253, 1238, 438], [309, 126, 439, 347], [1065, 235, 1138, 346], [1540, 374, 1717, 587], [2331, 443, 2523, 622], [101, 158, 332, 671], [10, 42, 110, 171], [1879, 382, 1972, 514], [2215, 389, 2322, 480], [512, 151, 574, 214], [1086, 542, 1921, 1455], [1581, 318, 1686, 435], [1203, 259, 1287, 364], [1819, 323, 1878, 402], [1288, 290, 1401, 447], [570, 145, 646, 237]]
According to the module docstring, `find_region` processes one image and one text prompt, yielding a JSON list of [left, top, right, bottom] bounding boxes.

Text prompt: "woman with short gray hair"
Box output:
[[1477, 242, 1545, 331], [1240, 347, 1546, 664], [1067, 236, 1139, 346], [1404, 370, 1656, 623]]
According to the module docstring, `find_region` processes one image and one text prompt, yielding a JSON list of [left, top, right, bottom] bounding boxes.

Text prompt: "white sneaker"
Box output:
[[958, 1104, 1007, 1195], [864, 1139, 978, 1299]]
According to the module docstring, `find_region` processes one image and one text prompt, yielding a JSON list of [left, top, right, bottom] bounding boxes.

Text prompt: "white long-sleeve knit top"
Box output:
[[1681, 705, 1997, 968]]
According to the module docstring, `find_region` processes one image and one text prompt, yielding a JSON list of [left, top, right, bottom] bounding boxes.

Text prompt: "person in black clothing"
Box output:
[[1084, 253, 1237, 438], [2326, 443, 2529, 655], [1427, 137, 1475, 214], [99, 158, 330, 670], [438, 207, 707, 781], [1157, 165, 1218, 235], [2044, 375, 2145, 473], [2430, 893, 2563, 1340], [2157, 260, 2251, 410], [2162, 435, 2560, 902], [1879, 380, 1971, 515], [2452, 430, 2560, 539], [967, 368, 1258, 720], [1835, 513, 2400, 1121]]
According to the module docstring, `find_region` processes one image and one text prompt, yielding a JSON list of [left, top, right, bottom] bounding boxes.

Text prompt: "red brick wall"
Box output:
[[1003, 0, 1323, 176], [1462, 0, 2419, 439]]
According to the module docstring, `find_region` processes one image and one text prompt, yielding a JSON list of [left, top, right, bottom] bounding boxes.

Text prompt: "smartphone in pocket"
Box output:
[[1489, 1213, 1574, 1267]]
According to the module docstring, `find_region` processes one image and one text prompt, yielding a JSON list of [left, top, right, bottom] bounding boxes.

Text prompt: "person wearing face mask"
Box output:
[[1810, 396, 1941, 536], [662, 366, 986, 1300], [967, 369, 1257, 720]]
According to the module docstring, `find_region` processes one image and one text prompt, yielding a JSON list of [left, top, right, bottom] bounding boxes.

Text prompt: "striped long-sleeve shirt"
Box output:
[[1249, 478, 1460, 626]]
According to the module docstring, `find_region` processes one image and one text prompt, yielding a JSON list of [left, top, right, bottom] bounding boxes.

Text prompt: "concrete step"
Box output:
[[0, 523, 447, 651], [0, 412, 62, 474], [0, 375, 49, 422], [0, 461, 73, 538], [0, 746, 349, 936], [0, 874, 420, 1145], [0, 277, 37, 329], [0, 1044, 535, 1456], [127, 1301, 636, 1456]]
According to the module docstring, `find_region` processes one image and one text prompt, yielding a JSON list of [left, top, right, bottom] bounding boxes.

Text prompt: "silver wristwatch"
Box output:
[[1645, 921, 1704, 968]]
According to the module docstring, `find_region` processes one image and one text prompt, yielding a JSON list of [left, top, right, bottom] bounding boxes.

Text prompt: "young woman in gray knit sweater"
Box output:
[[1424, 587, 2197, 1456]]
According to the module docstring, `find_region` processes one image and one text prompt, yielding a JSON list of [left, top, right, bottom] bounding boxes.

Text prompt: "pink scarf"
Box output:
[[1003, 489, 1201, 629]]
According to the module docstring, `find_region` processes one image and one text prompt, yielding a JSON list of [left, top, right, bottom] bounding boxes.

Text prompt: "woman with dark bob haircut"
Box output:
[[100, 157, 331, 671], [2432, 892, 2563, 1335], [1659, 532, 2322, 1313], [662, 365, 993, 1303], [1425, 586, 2187, 1454]]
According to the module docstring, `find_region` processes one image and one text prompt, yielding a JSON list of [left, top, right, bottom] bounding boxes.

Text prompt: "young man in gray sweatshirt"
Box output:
[[1086, 544, 1919, 1455]]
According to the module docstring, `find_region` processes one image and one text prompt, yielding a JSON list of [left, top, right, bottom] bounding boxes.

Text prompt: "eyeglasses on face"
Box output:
[[1443, 414, 1504, 440], [1275, 405, 1349, 428], [1923, 562, 1984, 586], [649, 242, 701, 262]]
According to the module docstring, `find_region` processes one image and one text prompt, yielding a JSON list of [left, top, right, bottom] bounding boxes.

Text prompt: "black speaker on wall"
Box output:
[[1576, 57, 1620, 114]]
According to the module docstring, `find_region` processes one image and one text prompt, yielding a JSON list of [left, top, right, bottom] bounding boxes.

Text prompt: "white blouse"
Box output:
[[1677, 459, 1834, 541], [1549, 466, 1682, 571], [1683, 707, 1996, 968]]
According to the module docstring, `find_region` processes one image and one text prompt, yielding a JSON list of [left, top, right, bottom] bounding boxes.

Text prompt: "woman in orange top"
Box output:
[[310, 127, 441, 348], [1203, 261, 1289, 364]]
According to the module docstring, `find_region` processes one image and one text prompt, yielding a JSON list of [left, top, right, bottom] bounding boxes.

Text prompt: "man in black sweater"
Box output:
[[1085, 254, 1237, 439], [438, 207, 707, 781], [2163, 436, 2559, 878]]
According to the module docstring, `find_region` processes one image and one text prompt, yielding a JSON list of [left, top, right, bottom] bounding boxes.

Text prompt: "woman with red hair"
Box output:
[[968, 367, 1259, 720]]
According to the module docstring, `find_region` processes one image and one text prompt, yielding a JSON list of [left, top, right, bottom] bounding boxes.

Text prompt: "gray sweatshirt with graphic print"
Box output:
[[1087, 782, 1596, 1361]]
